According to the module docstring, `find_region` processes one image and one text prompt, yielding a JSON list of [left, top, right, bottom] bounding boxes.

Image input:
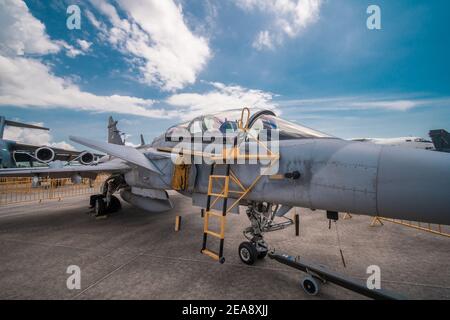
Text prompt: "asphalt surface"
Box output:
[[0, 192, 449, 300]]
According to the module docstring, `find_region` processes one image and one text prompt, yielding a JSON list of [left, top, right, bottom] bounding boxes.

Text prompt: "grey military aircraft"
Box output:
[[0, 116, 98, 168], [1, 108, 449, 265]]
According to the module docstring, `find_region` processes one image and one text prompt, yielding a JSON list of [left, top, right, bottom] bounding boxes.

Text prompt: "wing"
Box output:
[[14, 142, 102, 161], [0, 159, 130, 178], [70, 136, 167, 175]]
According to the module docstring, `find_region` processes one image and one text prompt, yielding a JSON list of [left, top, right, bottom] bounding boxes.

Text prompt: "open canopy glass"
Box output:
[[165, 109, 334, 141]]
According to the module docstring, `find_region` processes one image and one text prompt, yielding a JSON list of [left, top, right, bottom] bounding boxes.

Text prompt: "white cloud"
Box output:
[[55, 40, 84, 58], [277, 96, 450, 112], [253, 30, 275, 50], [0, 55, 171, 118], [166, 82, 278, 120], [50, 141, 76, 150], [235, 0, 322, 50], [0, 0, 60, 56], [3, 123, 75, 150], [0, 0, 171, 119], [77, 39, 92, 52], [0, 0, 92, 59], [124, 141, 140, 148], [90, 0, 211, 91]]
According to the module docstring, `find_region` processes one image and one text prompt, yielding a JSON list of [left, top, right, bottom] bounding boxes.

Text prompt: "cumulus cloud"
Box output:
[[0, 56, 171, 118], [3, 123, 75, 150], [76, 39, 92, 52], [166, 82, 278, 120], [0, 0, 170, 119], [0, 0, 60, 56], [235, 0, 322, 50], [253, 30, 275, 50], [89, 0, 211, 91], [0, 0, 92, 58], [277, 96, 450, 112]]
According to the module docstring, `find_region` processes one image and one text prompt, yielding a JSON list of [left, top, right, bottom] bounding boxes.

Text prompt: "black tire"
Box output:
[[257, 250, 268, 259], [89, 194, 103, 208], [238, 241, 258, 265], [94, 197, 107, 217], [107, 195, 121, 213]]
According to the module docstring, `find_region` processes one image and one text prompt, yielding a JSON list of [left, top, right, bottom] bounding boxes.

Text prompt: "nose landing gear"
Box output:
[[238, 202, 293, 265]]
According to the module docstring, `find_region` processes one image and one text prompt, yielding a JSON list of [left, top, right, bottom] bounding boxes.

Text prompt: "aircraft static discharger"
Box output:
[[1, 108, 449, 266]]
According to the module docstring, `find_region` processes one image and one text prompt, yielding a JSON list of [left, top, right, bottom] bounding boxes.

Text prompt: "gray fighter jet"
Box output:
[[0, 116, 98, 168], [1, 108, 449, 264]]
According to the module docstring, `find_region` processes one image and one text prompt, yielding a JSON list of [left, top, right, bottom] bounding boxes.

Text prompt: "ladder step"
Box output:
[[205, 230, 223, 239], [209, 175, 229, 179], [201, 249, 220, 261], [207, 192, 228, 198], [205, 211, 224, 218]]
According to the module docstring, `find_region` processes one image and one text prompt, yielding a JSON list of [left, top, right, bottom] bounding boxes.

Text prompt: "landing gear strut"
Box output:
[[238, 202, 293, 265], [89, 175, 124, 217]]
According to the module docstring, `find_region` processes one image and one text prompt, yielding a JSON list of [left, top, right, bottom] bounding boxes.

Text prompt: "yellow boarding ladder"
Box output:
[[201, 162, 233, 264]]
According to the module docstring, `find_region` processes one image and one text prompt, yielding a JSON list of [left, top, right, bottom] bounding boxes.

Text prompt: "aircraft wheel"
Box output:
[[89, 194, 103, 208], [238, 241, 258, 265], [257, 251, 268, 259], [301, 276, 320, 296], [94, 197, 107, 217], [107, 195, 122, 213]]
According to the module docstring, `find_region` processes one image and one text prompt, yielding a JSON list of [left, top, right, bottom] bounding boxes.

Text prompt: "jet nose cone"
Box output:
[[377, 147, 450, 224]]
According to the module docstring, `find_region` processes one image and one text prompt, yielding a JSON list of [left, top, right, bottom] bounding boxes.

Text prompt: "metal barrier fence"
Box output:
[[0, 175, 108, 206], [344, 213, 449, 238], [377, 217, 450, 238]]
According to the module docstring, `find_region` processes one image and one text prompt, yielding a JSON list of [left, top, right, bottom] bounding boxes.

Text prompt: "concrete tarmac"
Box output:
[[0, 192, 449, 300]]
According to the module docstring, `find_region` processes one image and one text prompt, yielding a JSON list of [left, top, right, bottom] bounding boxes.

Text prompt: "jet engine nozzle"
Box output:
[[79, 151, 95, 165], [35, 147, 55, 163]]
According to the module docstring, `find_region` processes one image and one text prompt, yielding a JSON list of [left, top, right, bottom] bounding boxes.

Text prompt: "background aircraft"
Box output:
[[1, 109, 449, 265], [429, 129, 450, 153], [351, 136, 435, 150], [352, 129, 450, 153], [0, 116, 98, 168]]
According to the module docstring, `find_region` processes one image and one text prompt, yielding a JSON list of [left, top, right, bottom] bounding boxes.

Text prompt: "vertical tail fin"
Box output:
[[429, 129, 450, 153], [140, 134, 145, 146], [108, 116, 124, 145]]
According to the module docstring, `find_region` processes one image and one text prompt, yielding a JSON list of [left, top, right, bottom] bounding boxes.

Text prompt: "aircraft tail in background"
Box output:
[[429, 129, 450, 153], [108, 116, 124, 145], [0, 116, 49, 139]]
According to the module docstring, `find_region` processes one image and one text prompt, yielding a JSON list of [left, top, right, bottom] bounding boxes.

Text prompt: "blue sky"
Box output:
[[0, 0, 449, 148]]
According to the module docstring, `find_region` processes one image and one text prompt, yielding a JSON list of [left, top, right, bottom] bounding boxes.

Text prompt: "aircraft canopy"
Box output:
[[165, 109, 334, 140]]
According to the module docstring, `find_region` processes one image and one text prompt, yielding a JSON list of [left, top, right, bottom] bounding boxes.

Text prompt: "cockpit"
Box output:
[[165, 109, 334, 142]]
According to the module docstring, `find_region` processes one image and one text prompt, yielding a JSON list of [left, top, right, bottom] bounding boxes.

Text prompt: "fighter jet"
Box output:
[[351, 136, 435, 150], [1, 108, 449, 265], [0, 116, 98, 168], [107, 116, 125, 145]]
